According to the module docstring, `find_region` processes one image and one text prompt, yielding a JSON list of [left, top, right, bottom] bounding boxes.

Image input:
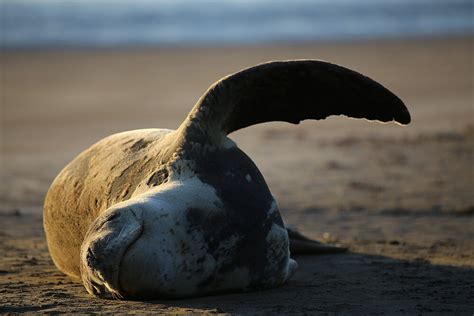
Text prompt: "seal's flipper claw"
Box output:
[[287, 228, 347, 255]]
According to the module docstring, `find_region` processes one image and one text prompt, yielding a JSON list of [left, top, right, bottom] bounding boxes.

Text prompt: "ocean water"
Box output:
[[1, 0, 473, 48]]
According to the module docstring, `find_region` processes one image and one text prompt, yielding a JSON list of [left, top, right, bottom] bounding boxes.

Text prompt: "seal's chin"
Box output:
[[80, 204, 144, 299]]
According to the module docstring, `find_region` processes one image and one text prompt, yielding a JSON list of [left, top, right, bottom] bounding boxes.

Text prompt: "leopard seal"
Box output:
[[43, 60, 411, 300]]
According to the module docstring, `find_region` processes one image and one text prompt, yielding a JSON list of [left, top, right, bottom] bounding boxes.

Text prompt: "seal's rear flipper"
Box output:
[[287, 228, 347, 255], [176, 60, 411, 153]]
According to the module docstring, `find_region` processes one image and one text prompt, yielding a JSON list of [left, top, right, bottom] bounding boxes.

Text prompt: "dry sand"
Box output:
[[1, 37, 473, 314]]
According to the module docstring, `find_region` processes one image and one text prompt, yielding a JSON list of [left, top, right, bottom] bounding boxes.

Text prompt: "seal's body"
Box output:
[[45, 129, 294, 298], [44, 60, 411, 299]]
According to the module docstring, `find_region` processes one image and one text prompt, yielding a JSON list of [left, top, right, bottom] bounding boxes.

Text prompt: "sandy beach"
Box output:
[[1, 37, 473, 313]]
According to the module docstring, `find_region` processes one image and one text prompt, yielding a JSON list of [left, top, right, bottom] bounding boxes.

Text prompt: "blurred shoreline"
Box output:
[[3, 0, 472, 49], [2, 34, 472, 53]]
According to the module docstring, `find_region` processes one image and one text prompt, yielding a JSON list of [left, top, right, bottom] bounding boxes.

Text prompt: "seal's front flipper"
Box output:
[[287, 228, 347, 255]]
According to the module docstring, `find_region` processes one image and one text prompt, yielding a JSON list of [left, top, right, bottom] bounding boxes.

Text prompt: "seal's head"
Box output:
[[81, 176, 294, 299]]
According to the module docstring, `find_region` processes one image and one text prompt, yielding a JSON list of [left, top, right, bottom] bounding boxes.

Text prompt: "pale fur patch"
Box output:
[[267, 199, 278, 216], [116, 176, 229, 296], [264, 223, 290, 284]]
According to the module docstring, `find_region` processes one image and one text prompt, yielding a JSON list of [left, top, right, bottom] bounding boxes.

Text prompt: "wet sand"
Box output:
[[1, 37, 473, 313]]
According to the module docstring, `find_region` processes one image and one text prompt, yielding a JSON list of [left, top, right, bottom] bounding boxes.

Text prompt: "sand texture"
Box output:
[[1, 37, 473, 314]]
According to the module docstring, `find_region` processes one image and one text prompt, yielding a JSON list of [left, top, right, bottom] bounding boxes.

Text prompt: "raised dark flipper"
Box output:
[[174, 60, 410, 158], [287, 228, 347, 255]]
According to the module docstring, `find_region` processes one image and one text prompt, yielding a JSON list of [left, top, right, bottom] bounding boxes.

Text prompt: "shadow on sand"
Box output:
[[149, 252, 473, 314]]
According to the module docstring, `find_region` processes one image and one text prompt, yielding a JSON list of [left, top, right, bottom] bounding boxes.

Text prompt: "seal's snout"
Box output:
[[80, 204, 143, 299]]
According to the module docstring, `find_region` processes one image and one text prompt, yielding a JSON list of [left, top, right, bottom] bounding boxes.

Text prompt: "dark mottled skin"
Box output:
[[188, 147, 287, 289]]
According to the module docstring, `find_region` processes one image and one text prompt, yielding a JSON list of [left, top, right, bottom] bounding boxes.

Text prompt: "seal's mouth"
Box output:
[[80, 206, 144, 299]]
